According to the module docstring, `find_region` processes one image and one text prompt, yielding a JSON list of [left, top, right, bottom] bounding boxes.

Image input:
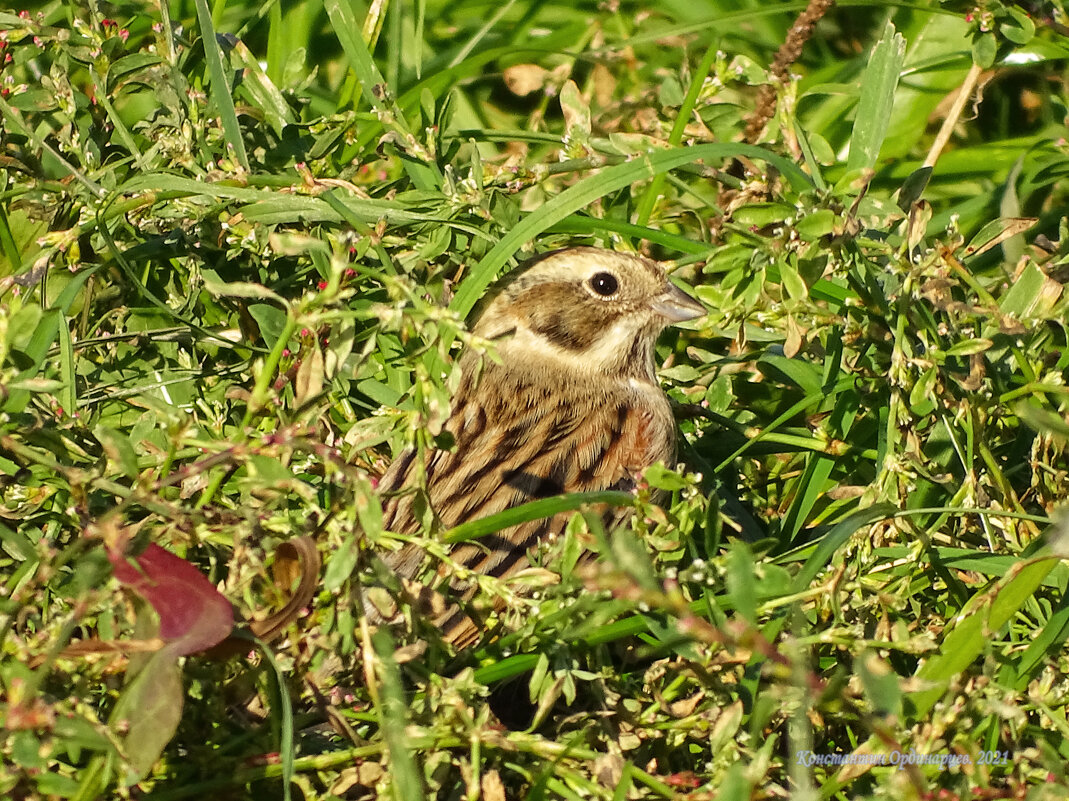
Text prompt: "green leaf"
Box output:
[[731, 202, 794, 228], [323, 0, 440, 192], [107, 52, 165, 82], [608, 525, 659, 592], [322, 539, 359, 593], [449, 142, 812, 317], [57, 314, 75, 415], [248, 303, 288, 347], [963, 216, 1035, 259], [255, 640, 296, 801], [443, 491, 634, 544], [93, 426, 139, 480], [791, 504, 896, 592], [11, 730, 45, 770], [643, 463, 688, 491], [726, 542, 757, 624], [1016, 401, 1069, 442], [110, 646, 184, 779], [325, 318, 356, 378], [4, 377, 65, 393], [248, 454, 295, 484], [794, 209, 836, 240], [897, 166, 933, 211], [192, 0, 249, 170], [560, 513, 584, 582], [35, 772, 82, 798], [1009, 595, 1069, 688], [658, 75, 685, 107], [559, 79, 591, 145], [911, 556, 1059, 718], [230, 39, 295, 135], [1001, 7, 1036, 45], [856, 652, 902, 717], [0, 520, 39, 563], [357, 378, 403, 408], [6, 303, 42, 351], [528, 652, 551, 703], [909, 366, 938, 414], [972, 32, 997, 68], [371, 628, 426, 800], [202, 269, 287, 305], [847, 22, 906, 172], [999, 261, 1060, 320], [295, 343, 325, 408], [6, 267, 97, 414], [354, 476, 384, 536], [753, 564, 793, 599], [53, 714, 117, 757], [944, 338, 992, 357], [756, 354, 823, 395], [779, 259, 808, 301]]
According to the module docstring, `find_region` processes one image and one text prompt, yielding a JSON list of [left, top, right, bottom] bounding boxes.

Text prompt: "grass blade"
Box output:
[[192, 0, 250, 171], [847, 21, 906, 172], [443, 491, 634, 544], [451, 142, 812, 317]]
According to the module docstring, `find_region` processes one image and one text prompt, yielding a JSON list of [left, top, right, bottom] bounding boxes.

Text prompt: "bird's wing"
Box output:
[[372, 368, 674, 645]]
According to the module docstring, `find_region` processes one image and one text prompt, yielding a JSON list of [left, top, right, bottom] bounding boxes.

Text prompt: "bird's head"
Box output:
[[473, 247, 704, 382]]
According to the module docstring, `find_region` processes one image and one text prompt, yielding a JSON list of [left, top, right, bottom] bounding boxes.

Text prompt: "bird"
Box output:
[[367, 247, 704, 647]]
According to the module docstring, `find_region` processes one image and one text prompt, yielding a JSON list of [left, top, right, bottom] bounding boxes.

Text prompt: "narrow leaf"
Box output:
[[791, 504, 895, 592], [443, 491, 635, 544], [910, 557, 1058, 717], [192, 0, 250, 170], [110, 647, 184, 778], [450, 143, 812, 317], [371, 628, 425, 800], [202, 269, 286, 305], [847, 22, 906, 172]]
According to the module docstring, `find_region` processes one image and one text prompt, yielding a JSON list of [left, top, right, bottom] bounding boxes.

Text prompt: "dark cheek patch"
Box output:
[[513, 284, 619, 351]]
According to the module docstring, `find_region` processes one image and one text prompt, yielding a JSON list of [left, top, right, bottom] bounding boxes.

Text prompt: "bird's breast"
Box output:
[[450, 364, 675, 495]]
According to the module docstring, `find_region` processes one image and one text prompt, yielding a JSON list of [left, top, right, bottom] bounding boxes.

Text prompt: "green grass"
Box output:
[[2, 0, 1069, 798]]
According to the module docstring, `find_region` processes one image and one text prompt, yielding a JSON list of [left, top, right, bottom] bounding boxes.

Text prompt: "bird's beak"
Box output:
[[649, 282, 705, 323]]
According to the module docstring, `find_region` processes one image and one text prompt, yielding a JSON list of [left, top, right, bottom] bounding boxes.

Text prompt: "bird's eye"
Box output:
[[589, 271, 619, 297]]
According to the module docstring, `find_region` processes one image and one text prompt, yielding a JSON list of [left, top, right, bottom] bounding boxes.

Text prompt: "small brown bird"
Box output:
[[372, 247, 704, 646]]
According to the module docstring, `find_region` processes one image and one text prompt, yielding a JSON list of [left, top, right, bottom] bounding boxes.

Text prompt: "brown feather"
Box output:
[[370, 247, 703, 646]]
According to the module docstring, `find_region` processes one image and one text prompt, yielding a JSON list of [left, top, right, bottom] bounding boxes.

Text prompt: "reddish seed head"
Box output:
[[317, 280, 328, 290]]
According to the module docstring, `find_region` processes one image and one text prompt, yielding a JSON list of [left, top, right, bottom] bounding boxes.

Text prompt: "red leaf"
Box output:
[[109, 544, 234, 655]]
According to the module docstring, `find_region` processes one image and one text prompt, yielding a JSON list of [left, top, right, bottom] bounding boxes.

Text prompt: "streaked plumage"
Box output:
[[373, 247, 704, 646]]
